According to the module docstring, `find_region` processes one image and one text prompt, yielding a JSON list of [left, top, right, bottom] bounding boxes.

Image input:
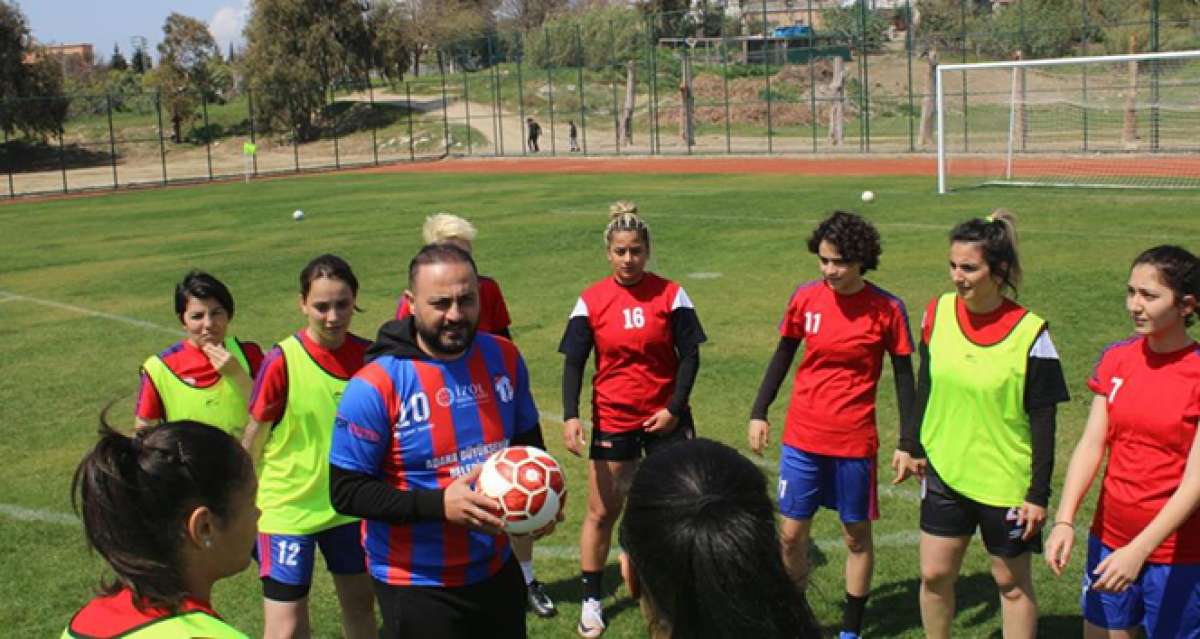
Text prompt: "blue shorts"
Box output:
[[256, 522, 366, 588], [1083, 534, 1200, 638], [777, 445, 878, 524]]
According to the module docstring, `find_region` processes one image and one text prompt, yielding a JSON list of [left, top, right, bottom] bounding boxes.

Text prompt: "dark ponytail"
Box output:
[[949, 209, 1021, 297], [71, 419, 252, 610], [619, 439, 820, 639]]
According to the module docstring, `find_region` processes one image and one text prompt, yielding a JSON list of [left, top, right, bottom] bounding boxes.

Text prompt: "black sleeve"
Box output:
[[903, 341, 931, 458], [667, 307, 707, 416], [667, 349, 700, 416], [749, 337, 801, 421], [512, 423, 546, 449], [330, 465, 445, 524], [1025, 405, 1057, 507], [558, 315, 593, 422], [892, 354, 917, 448], [1024, 330, 1071, 411]]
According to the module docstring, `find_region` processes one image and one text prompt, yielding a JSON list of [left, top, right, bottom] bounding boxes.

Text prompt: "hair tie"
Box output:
[[985, 214, 995, 223]]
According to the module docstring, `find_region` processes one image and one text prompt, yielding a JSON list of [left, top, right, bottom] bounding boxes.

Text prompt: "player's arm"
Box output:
[[1045, 394, 1109, 576], [1018, 328, 1071, 538], [648, 299, 707, 434], [241, 346, 285, 466], [748, 337, 800, 454], [1093, 417, 1200, 592], [133, 371, 162, 430], [558, 302, 594, 456]]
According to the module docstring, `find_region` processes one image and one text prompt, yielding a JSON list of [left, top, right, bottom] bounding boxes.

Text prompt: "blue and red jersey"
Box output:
[[329, 331, 539, 587]]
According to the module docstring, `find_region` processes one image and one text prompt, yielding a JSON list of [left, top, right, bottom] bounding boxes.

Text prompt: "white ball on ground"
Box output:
[[293, 209, 305, 221], [861, 190, 875, 203]]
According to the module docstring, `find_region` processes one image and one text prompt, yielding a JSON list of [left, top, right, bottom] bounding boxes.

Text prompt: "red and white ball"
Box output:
[[476, 446, 566, 535]]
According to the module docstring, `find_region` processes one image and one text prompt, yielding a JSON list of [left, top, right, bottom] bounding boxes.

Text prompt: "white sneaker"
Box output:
[[577, 598, 606, 638]]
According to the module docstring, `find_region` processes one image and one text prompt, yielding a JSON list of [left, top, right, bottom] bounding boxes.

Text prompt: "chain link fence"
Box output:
[[2, 0, 1197, 197]]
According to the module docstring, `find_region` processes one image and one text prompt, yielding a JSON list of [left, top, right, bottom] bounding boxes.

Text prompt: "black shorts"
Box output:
[[588, 410, 695, 462], [373, 556, 525, 639], [919, 463, 1042, 558]]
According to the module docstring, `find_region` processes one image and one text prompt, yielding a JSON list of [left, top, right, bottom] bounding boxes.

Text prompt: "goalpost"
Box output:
[[936, 49, 1200, 193]]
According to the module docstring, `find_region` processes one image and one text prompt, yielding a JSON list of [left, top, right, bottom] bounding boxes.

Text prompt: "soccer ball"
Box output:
[[476, 446, 566, 535], [292, 209, 305, 221], [861, 190, 875, 203]]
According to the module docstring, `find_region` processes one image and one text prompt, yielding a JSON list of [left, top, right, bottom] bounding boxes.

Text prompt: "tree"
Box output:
[[242, 0, 374, 141], [0, 2, 67, 139], [110, 43, 128, 71], [405, 0, 495, 75], [147, 13, 219, 143], [130, 41, 152, 74], [367, 0, 414, 84], [498, 0, 568, 31]]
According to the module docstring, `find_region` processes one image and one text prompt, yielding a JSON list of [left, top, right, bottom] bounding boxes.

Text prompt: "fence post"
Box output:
[[1150, 0, 1160, 151], [859, 0, 870, 152], [545, 26, 557, 155], [247, 88, 258, 177], [106, 94, 118, 188], [462, 51, 473, 155], [332, 84, 341, 169], [406, 82, 415, 161], [1080, 0, 1089, 151], [808, 0, 818, 152], [517, 41, 527, 155], [487, 35, 501, 156], [440, 60, 451, 154], [58, 128, 68, 193], [291, 94, 300, 172], [201, 91, 213, 180], [610, 18, 620, 154], [369, 81, 379, 166], [4, 125, 13, 197], [577, 24, 588, 155], [905, 0, 916, 152], [959, 0, 969, 152], [722, 35, 732, 153], [156, 90, 168, 185], [650, 31, 661, 154]]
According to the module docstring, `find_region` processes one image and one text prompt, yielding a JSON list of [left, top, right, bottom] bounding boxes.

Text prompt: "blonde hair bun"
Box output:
[[422, 213, 477, 245], [609, 200, 639, 219]]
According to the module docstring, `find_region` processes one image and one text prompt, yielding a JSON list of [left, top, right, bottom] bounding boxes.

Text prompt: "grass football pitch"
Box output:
[[2, 168, 1197, 637]]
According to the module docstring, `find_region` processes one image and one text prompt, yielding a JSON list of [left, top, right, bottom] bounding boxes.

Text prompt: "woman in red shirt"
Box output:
[[559, 201, 707, 637], [135, 271, 263, 437], [1047, 245, 1200, 638]]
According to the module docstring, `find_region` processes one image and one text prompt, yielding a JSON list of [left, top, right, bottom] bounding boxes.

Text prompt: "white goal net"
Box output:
[[936, 50, 1200, 193]]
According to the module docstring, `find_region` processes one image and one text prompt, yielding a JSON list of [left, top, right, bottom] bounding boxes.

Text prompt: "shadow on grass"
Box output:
[[0, 140, 113, 173], [541, 564, 639, 625], [861, 572, 1084, 637]]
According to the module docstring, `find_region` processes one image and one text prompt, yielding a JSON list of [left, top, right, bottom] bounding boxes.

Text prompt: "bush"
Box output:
[[820, 5, 890, 51]]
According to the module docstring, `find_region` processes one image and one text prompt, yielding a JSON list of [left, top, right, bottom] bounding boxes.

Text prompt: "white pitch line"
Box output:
[[0, 503, 78, 526], [0, 290, 182, 336]]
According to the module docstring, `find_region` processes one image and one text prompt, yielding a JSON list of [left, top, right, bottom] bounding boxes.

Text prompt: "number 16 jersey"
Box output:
[[559, 272, 706, 433]]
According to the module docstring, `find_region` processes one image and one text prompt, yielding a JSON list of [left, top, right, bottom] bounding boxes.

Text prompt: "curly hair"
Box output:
[[806, 211, 882, 273]]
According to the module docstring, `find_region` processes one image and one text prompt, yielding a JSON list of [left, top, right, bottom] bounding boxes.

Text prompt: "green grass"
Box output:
[[2, 170, 1198, 637]]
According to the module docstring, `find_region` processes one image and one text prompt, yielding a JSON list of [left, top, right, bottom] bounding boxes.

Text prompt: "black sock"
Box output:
[[581, 570, 604, 601], [841, 592, 869, 634]]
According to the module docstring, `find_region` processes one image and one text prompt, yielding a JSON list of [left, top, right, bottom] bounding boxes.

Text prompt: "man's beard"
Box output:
[[416, 318, 477, 358]]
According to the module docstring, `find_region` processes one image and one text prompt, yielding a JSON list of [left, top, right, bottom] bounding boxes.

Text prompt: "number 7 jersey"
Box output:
[[559, 272, 706, 433]]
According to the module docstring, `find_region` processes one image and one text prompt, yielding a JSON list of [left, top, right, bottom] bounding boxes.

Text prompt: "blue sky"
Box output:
[[22, 0, 249, 61]]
